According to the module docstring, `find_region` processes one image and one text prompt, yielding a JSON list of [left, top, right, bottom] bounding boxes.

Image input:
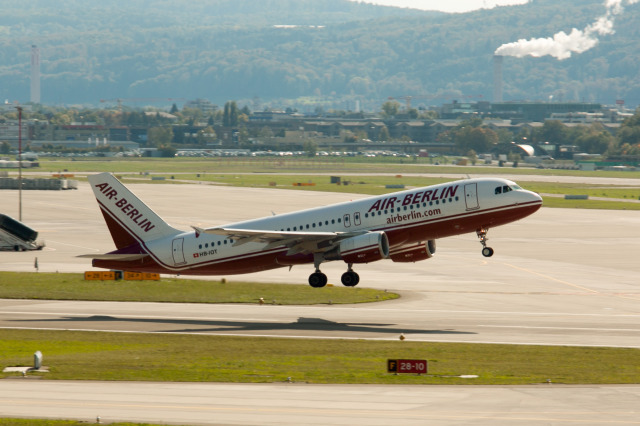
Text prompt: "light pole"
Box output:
[[16, 106, 23, 221]]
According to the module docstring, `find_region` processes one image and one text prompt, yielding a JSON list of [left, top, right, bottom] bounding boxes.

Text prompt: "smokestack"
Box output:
[[493, 55, 503, 103], [31, 45, 40, 104]]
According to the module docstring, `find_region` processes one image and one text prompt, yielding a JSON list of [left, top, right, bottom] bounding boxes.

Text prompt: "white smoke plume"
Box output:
[[494, 0, 639, 60]]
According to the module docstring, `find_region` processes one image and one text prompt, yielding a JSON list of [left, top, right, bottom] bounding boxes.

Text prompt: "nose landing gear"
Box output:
[[477, 227, 494, 257]]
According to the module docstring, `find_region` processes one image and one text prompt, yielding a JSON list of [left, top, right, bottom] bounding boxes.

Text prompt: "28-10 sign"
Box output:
[[387, 359, 428, 374]]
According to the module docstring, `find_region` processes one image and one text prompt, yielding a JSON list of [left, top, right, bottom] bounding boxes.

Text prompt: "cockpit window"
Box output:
[[495, 184, 520, 195]]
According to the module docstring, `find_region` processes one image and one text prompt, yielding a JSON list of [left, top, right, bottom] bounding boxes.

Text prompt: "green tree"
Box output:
[[223, 101, 239, 127], [147, 126, 174, 147], [467, 149, 478, 165], [303, 140, 317, 157], [574, 123, 614, 154], [158, 145, 177, 157], [617, 110, 640, 145], [197, 126, 217, 145], [540, 120, 567, 144], [454, 126, 498, 153], [380, 101, 400, 118], [378, 126, 390, 141]]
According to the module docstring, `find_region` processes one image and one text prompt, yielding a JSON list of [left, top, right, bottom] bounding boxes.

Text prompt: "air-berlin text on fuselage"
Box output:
[[367, 185, 459, 213], [94, 182, 156, 232]]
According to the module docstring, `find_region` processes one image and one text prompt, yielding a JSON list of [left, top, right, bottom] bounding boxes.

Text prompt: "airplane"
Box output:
[[81, 172, 542, 287]]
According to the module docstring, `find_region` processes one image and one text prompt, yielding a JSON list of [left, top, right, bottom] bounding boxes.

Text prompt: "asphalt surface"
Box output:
[[1, 176, 639, 425]]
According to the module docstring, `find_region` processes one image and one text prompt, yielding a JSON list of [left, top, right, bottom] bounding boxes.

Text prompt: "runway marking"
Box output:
[[2, 398, 640, 424], [480, 325, 640, 333], [2, 307, 640, 319], [41, 240, 105, 251], [3, 326, 640, 349], [504, 262, 601, 294], [504, 263, 640, 302]]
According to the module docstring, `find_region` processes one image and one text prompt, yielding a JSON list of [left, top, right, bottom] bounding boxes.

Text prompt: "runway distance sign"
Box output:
[[387, 359, 427, 374]]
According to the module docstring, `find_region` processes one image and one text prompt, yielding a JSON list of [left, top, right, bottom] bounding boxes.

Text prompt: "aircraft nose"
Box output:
[[529, 190, 543, 205]]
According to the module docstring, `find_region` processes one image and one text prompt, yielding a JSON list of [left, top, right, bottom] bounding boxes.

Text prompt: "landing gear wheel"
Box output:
[[341, 271, 360, 287], [482, 247, 494, 257], [308, 272, 328, 288], [476, 227, 494, 258]]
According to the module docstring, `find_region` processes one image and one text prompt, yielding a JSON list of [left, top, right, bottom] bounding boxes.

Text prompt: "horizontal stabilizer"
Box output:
[[76, 253, 149, 261]]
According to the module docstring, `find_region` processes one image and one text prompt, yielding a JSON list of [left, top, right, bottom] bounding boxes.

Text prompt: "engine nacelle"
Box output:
[[389, 240, 436, 263], [328, 231, 389, 264]]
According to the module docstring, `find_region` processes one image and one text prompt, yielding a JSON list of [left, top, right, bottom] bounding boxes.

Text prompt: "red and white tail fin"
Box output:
[[88, 172, 181, 249]]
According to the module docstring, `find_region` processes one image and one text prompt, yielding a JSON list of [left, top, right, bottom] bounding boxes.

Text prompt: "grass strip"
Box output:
[[107, 173, 640, 210], [0, 421, 163, 426], [1, 329, 639, 385], [0, 272, 397, 305], [29, 157, 640, 179]]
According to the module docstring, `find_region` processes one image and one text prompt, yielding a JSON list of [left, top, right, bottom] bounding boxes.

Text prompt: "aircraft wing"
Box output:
[[193, 226, 364, 255]]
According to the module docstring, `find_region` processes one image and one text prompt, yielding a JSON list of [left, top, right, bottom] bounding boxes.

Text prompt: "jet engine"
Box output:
[[389, 240, 436, 263], [327, 231, 389, 264]]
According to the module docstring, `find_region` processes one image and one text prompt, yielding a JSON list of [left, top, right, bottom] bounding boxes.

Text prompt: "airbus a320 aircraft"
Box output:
[[81, 172, 542, 287]]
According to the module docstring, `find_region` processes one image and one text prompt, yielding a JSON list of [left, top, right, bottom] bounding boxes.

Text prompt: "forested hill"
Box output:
[[1, 0, 639, 109]]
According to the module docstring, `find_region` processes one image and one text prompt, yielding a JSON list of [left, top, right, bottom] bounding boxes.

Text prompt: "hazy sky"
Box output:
[[349, 0, 529, 13]]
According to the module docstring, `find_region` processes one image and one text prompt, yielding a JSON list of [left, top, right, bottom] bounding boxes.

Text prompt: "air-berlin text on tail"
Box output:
[[94, 182, 156, 232], [367, 185, 459, 213]]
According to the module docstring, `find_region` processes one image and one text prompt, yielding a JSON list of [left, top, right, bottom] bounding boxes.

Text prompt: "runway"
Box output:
[[1, 179, 638, 347], [1, 177, 640, 424], [1, 381, 639, 426]]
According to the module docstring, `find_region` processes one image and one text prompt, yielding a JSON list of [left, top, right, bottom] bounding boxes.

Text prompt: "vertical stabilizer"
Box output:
[[88, 173, 180, 249]]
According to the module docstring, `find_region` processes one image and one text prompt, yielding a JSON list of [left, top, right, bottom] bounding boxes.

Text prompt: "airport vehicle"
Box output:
[[0, 213, 44, 251], [81, 172, 542, 287]]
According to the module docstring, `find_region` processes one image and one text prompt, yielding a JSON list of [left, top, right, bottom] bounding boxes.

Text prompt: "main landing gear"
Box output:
[[341, 264, 360, 287], [309, 253, 329, 288], [307, 260, 360, 288], [308, 270, 328, 288], [476, 227, 494, 258]]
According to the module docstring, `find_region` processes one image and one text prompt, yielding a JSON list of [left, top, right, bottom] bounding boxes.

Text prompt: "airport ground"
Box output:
[[0, 174, 639, 425]]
